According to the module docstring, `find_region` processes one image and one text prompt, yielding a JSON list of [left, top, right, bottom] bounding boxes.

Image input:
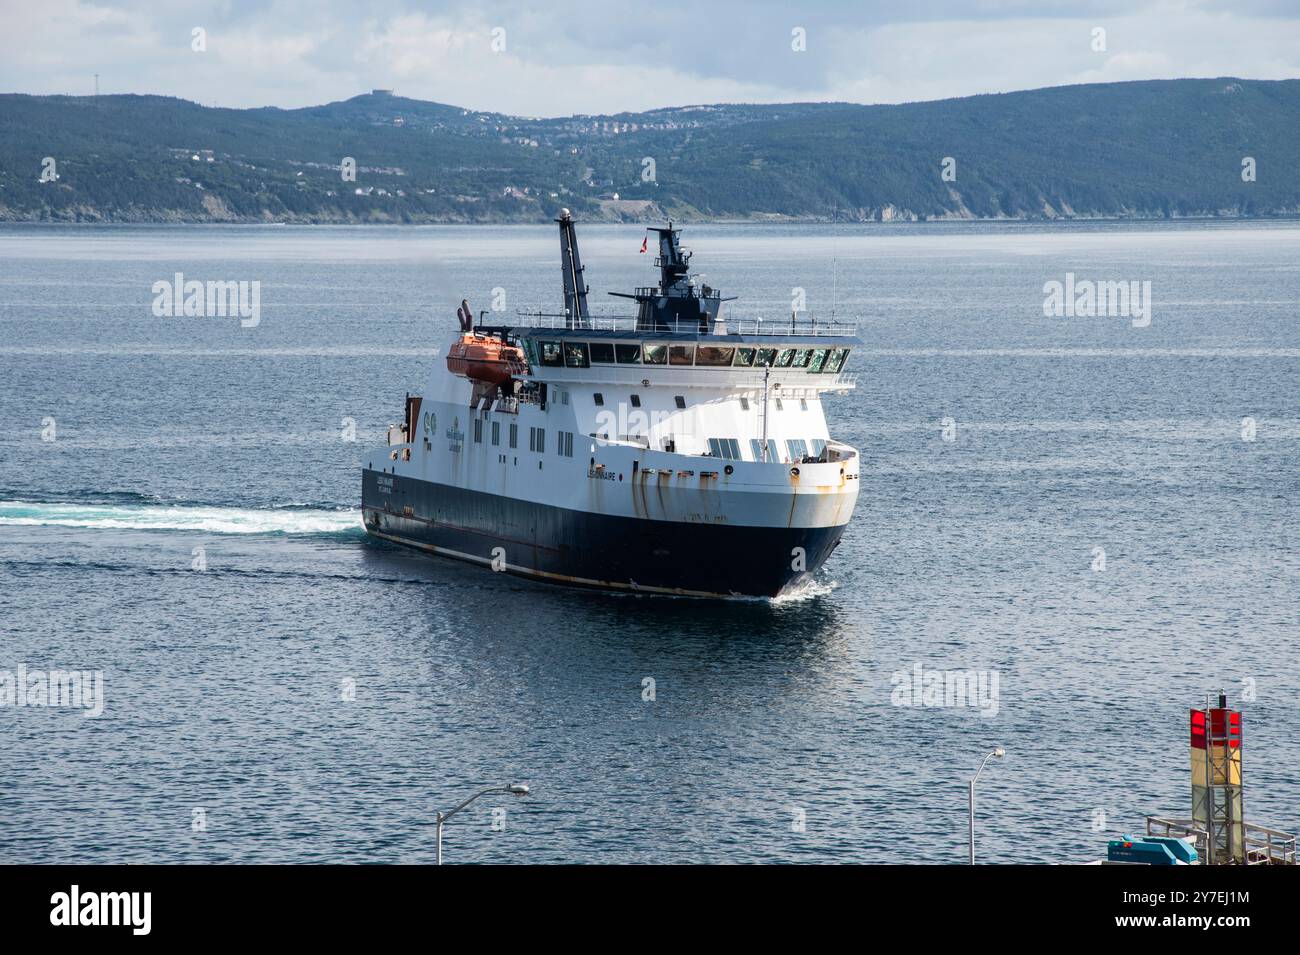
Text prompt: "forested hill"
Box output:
[[1, 78, 1297, 223]]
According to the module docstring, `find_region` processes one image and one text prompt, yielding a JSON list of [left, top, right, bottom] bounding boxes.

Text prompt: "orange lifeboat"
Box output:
[[445, 333, 525, 386]]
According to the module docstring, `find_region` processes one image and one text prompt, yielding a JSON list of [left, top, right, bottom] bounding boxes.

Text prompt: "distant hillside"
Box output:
[[1, 79, 1297, 223]]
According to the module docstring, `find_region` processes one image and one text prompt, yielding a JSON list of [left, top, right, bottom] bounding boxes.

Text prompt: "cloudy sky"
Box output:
[[2, 0, 1299, 116]]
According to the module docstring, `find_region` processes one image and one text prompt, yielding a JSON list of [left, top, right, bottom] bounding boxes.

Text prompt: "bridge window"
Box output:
[[674, 395, 686, 409], [775, 349, 795, 367], [800, 398, 808, 411], [707, 438, 741, 460], [669, 345, 695, 366], [734, 348, 756, 367], [630, 394, 641, 408], [593, 392, 604, 406], [530, 427, 546, 453], [775, 398, 784, 410], [750, 438, 774, 461], [792, 349, 811, 368], [739, 396, 750, 410], [564, 342, 590, 368], [539, 341, 563, 366], [589, 342, 616, 363], [473, 418, 483, 443], [509, 423, 518, 448], [756, 348, 778, 367], [807, 349, 828, 373], [491, 421, 500, 445], [810, 439, 827, 458], [786, 439, 809, 461], [696, 346, 734, 366], [642, 344, 667, 365], [615, 343, 642, 363]]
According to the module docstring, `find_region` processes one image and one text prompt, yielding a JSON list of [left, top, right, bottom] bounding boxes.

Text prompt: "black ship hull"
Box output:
[[361, 468, 845, 598]]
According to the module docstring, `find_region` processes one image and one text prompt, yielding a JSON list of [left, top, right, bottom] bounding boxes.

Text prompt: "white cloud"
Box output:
[[0, 1, 1297, 113]]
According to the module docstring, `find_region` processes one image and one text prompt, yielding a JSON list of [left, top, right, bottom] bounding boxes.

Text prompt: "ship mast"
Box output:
[[608, 220, 735, 333], [650, 220, 692, 295], [556, 209, 590, 329]]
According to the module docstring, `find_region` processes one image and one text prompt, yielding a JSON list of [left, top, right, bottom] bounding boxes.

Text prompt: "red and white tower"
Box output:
[[1190, 690, 1244, 864]]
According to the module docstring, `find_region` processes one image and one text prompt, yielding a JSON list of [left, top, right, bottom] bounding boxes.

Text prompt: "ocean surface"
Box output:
[[1, 219, 1297, 864]]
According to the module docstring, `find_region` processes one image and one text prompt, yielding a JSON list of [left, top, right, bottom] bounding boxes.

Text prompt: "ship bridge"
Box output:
[[504, 322, 857, 384], [498, 214, 858, 383], [459, 213, 860, 467]]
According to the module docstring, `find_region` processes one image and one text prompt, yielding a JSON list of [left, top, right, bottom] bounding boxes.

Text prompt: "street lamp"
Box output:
[[435, 783, 530, 865], [968, 747, 1005, 865]]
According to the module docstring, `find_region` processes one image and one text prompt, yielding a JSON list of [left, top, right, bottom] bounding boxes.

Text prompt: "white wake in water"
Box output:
[[0, 501, 361, 535], [771, 578, 838, 604]]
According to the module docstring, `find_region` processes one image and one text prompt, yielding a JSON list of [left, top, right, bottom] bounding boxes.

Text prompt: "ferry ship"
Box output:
[[361, 213, 860, 598]]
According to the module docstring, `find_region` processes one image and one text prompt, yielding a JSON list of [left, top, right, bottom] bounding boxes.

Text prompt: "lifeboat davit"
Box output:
[[446, 333, 525, 386]]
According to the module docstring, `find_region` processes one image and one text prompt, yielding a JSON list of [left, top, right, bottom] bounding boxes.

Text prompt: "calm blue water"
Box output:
[[1, 220, 1297, 863]]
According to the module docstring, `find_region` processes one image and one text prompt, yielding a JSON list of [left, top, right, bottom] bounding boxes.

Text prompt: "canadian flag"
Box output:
[[639, 236, 648, 253]]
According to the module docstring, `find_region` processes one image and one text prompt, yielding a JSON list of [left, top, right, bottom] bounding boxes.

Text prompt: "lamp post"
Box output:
[[435, 783, 529, 865], [968, 747, 1005, 865]]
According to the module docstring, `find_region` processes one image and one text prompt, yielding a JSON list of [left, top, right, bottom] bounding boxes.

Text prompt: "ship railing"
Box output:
[[587, 433, 853, 467], [1145, 816, 1297, 865], [515, 368, 855, 394], [722, 316, 858, 338], [559, 372, 856, 398], [480, 393, 520, 415], [512, 381, 545, 407], [1244, 823, 1297, 865], [511, 310, 858, 337], [589, 434, 651, 450]]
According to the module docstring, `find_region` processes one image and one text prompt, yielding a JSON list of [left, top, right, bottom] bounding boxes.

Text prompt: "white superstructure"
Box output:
[[362, 215, 860, 598]]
